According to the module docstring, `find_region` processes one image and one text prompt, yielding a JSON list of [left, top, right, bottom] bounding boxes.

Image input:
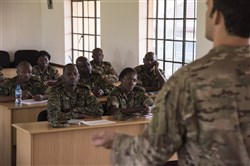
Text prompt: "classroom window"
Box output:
[[71, 0, 101, 63], [147, 0, 197, 78]]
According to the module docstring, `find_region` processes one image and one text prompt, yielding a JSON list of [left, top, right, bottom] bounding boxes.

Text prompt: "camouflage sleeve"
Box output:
[[0, 79, 14, 96], [111, 74, 184, 165], [107, 92, 120, 109], [47, 89, 78, 127], [49, 66, 60, 80], [159, 69, 166, 79], [141, 92, 154, 106], [73, 89, 104, 116], [106, 62, 118, 76], [32, 66, 42, 81]]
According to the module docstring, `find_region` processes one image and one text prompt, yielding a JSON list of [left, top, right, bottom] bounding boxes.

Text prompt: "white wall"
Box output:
[[196, 0, 213, 59], [0, 0, 211, 72], [101, 0, 140, 74], [0, 0, 42, 61]]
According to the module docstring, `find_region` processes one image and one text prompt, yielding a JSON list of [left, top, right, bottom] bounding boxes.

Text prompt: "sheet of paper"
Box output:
[[22, 99, 48, 105], [68, 119, 116, 126]]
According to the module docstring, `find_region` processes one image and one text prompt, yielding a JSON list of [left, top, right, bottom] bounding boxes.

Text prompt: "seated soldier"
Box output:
[[90, 48, 118, 83], [32, 50, 60, 86], [0, 61, 48, 102], [107, 67, 154, 120], [134, 52, 166, 92], [76, 56, 115, 97], [47, 64, 103, 127]]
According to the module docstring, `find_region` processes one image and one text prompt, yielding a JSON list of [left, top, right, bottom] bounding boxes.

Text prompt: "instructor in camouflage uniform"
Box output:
[[47, 64, 103, 127], [91, 0, 250, 165], [106, 67, 154, 120]]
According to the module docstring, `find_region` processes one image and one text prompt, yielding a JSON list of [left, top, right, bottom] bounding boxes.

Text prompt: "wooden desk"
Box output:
[[13, 117, 177, 165], [0, 102, 47, 166]]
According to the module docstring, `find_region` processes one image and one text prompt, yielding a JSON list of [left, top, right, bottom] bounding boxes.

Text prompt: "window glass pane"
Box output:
[[84, 36, 89, 51], [147, 39, 156, 52], [186, 0, 196, 18], [157, 20, 164, 39], [174, 42, 182, 62], [72, 2, 82, 17], [88, 18, 95, 34], [157, 40, 164, 60], [166, 0, 174, 18], [158, 0, 165, 18], [148, 0, 156, 18], [84, 18, 89, 34], [84, 1, 95, 17], [73, 34, 83, 49], [148, 19, 156, 39], [164, 62, 173, 79], [96, 36, 101, 48], [165, 20, 174, 40], [89, 36, 96, 52], [174, 20, 183, 40], [73, 18, 83, 34], [185, 42, 194, 63], [186, 20, 195, 41], [173, 63, 182, 73], [84, 51, 91, 60], [175, 0, 184, 18], [165, 41, 173, 61], [96, 1, 100, 17], [158, 60, 164, 70], [97, 19, 101, 35]]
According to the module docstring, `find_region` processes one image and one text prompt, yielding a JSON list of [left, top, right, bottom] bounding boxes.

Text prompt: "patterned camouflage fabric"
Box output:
[[79, 72, 115, 96], [134, 65, 166, 87], [32, 65, 60, 82], [0, 69, 4, 82], [0, 76, 47, 96], [47, 81, 104, 127], [111, 45, 250, 166], [90, 60, 118, 83], [107, 85, 154, 120]]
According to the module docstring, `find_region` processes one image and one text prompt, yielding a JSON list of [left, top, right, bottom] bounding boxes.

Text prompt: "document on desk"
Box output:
[[68, 119, 116, 126], [22, 99, 48, 105]]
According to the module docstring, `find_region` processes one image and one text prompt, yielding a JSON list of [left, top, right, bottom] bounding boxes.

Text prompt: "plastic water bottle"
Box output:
[[15, 85, 22, 105]]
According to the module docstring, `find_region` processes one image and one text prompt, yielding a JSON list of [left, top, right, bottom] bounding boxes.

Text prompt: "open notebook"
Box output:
[[22, 99, 48, 105], [68, 119, 116, 126]]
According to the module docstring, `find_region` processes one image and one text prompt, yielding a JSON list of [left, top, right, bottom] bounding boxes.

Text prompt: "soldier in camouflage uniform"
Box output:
[[47, 64, 103, 127], [32, 50, 60, 86], [76, 56, 115, 97], [90, 48, 119, 83], [91, 0, 250, 165], [0, 61, 47, 102], [134, 52, 166, 92], [106, 67, 154, 120]]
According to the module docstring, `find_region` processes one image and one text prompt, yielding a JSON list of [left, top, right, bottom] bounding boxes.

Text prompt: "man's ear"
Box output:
[[213, 10, 222, 25], [143, 58, 146, 63]]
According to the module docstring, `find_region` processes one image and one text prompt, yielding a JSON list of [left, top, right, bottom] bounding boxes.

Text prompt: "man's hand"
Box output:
[[91, 130, 118, 149]]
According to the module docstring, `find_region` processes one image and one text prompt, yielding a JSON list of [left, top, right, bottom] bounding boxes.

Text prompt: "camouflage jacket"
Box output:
[[0, 76, 46, 96], [47, 82, 103, 127], [90, 60, 118, 83], [111, 45, 250, 166], [79, 72, 115, 96], [32, 65, 60, 82], [107, 85, 154, 120], [134, 65, 166, 87]]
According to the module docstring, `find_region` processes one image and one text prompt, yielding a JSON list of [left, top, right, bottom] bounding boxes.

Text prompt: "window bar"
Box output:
[[162, 0, 166, 70], [155, 0, 159, 55], [182, 0, 187, 66]]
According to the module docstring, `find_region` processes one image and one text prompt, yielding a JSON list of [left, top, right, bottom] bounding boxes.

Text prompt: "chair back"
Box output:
[[37, 110, 48, 121], [14, 50, 39, 67], [0, 51, 10, 68]]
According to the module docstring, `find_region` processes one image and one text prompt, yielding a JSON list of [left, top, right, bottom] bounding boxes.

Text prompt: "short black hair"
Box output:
[[63, 63, 76, 74], [211, 0, 250, 38], [37, 50, 51, 61], [92, 48, 103, 54], [119, 67, 137, 81]]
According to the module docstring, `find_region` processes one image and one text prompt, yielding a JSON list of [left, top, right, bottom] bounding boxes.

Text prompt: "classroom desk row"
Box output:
[[0, 92, 158, 166]]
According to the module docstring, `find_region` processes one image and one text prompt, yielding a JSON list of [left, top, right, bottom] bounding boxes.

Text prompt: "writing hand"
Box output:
[[33, 94, 43, 101]]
